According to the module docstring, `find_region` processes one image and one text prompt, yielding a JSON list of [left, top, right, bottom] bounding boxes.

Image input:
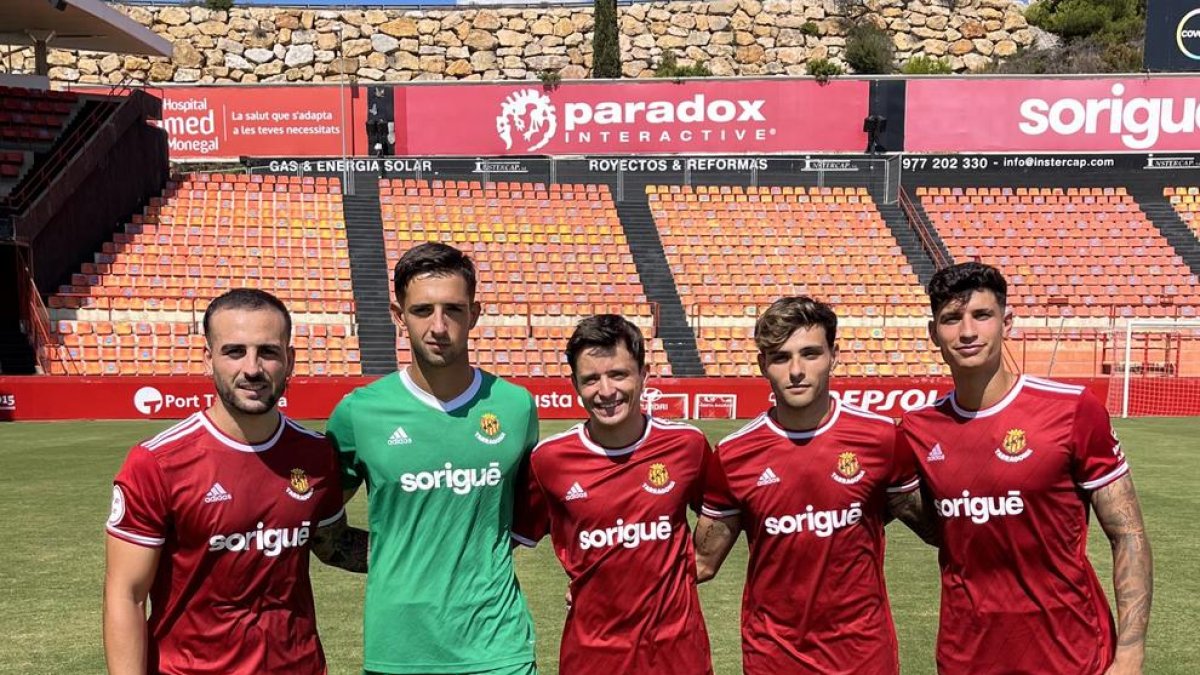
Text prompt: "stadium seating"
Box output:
[[0, 86, 79, 145], [44, 173, 359, 376], [918, 187, 1200, 320], [1165, 187, 1200, 243], [649, 184, 942, 376], [380, 179, 670, 376]]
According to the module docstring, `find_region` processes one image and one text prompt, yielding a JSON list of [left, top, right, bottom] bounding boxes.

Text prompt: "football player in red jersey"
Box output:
[[693, 296, 931, 675], [103, 289, 344, 675], [899, 262, 1152, 675], [512, 314, 714, 675]]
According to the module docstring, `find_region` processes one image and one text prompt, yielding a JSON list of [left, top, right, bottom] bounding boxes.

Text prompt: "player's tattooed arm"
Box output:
[[1092, 474, 1152, 674], [887, 488, 940, 547], [311, 512, 370, 573], [694, 514, 741, 583]]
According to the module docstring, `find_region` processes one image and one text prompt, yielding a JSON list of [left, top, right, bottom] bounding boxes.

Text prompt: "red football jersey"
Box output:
[[106, 412, 344, 675], [898, 375, 1128, 675], [513, 417, 713, 675], [701, 398, 918, 675]]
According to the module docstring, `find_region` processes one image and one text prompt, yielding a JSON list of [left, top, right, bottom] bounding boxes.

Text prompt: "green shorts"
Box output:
[[366, 662, 537, 675]]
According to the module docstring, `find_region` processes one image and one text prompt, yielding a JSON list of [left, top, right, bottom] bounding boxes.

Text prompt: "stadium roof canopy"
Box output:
[[0, 0, 171, 60]]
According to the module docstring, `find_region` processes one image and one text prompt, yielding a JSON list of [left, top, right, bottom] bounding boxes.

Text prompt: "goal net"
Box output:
[[1105, 320, 1200, 418]]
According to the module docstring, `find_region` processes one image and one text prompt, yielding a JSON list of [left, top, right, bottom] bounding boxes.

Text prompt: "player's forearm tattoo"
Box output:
[[311, 516, 369, 573], [694, 515, 740, 583], [1094, 475, 1153, 652], [887, 489, 939, 547]]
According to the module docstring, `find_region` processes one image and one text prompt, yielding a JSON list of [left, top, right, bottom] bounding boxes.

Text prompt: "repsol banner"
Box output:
[[396, 80, 869, 155], [1145, 0, 1200, 72], [0, 376, 1121, 421], [906, 77, 1200, 152]]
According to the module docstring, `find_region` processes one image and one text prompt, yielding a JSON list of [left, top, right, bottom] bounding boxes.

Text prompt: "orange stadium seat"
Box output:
[[380, 178, 664, 376], [43, 173, 359, 376], [649, 184, 934, 376]]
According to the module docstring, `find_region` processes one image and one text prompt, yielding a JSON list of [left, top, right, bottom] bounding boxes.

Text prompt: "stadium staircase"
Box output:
[[613, 195, 705, 377], [0, 325, 37, 375], [341, 171, 398, 375], [1129, 187, 1200, 278], [875, 198, 946, 287]]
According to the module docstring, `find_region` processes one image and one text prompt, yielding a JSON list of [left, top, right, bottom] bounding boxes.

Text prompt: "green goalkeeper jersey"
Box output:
[[326, 368, 539, 674]]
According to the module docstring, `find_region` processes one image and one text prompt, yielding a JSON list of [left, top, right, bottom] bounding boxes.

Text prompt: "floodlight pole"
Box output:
[[333, 25, 353, 196]]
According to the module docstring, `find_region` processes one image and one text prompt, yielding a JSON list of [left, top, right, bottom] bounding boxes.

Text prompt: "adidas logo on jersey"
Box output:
[[928, 444, 945, 462], [388, 426, 412, 446], [204, 483, 232, 504], [757, 467, 781, 486], [565, 482, 588, 501]]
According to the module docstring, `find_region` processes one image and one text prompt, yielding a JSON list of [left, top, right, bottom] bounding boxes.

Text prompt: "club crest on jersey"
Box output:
[[995, 428, 1033, 463], [642, 462, 677, 495], [832, 451, 865, 485], [286, 468, 314, 501], [475, 413, 507, 445]]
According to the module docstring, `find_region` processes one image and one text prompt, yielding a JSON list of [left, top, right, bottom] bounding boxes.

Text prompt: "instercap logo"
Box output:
[[1178, 9, 1200, 60], [496, 89, 557, 152], [134, 386, 164, 415]]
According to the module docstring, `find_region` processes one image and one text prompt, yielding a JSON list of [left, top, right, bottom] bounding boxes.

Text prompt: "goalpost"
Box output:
[[1107, 320, 1200, 418]]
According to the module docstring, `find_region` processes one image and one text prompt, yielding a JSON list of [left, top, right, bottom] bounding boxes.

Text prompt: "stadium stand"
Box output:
[[0, 86, 79, 146], [379, 178, 669, 377], [648, 184, 944, 376], [42, 173, 359, 376], [1165, 186, 1200, 244], [918, 187, 1200, 319], [916, 186, 1200, 378]]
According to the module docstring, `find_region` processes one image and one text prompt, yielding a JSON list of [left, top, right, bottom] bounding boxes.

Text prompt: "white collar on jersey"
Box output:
[[949, 374, 1026, 419], [399, 366, 482, 413], [577, 414, 654, 457], [763, 396, 841, 440], [198, 411, 286, 453]]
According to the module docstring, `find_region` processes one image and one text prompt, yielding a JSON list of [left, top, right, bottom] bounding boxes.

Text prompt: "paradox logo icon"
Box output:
[[134, 386, 164, 415], [496, 89, 557, 152]]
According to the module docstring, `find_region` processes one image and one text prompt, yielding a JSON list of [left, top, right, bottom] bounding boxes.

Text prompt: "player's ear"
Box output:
[[756, 351, 768, 378], [286, 345, 296, 379], [389, 301, 404, 330], [469, 301, 483, 329], [927, 319, 940, 348], [203, 340, 214, 377], [829, 342, 839, 370], [1002, 306, 1014, 336]]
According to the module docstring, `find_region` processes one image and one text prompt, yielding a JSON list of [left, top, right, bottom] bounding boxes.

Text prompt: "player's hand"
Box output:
[[1104, 649, 1144, 675], [564, 588, 572, 610]]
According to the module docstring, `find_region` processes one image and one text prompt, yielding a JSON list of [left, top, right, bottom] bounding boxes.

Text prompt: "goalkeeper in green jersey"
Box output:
[[314, 242, 539, 675]]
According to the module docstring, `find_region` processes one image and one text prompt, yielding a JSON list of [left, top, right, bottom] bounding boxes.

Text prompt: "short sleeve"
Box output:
[[888, 424, 921, 494], [316, 440, 346, 527], [1071, 392, 1129, 491], [510, 454, 549, 548], [688, 433, 715, 514], [106, 446, 170, 548], [325, 395, 364, 493], [700, 444, 741, 519], [523, 392, 540, 454]]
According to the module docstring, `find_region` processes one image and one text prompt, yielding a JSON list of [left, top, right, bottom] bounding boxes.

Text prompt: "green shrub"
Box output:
[[844, 22, 894, 74], [654, 51, 713, 78], [900, 55, 953, 74], [806, 57, 844, 83], [204, 0, 234, 10], [800, 21, 821, 37]]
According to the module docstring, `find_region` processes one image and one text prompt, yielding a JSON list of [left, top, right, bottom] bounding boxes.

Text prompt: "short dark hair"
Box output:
[[393, 242, 477, 304], [203, 288, 292, 341], [927, 262, 1008, 317], [565, 314, 646, 375], [755, 296, 837, 352]]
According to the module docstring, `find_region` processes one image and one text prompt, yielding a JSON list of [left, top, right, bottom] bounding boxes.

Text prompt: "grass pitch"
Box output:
[[0, 417, 1197, 674]]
